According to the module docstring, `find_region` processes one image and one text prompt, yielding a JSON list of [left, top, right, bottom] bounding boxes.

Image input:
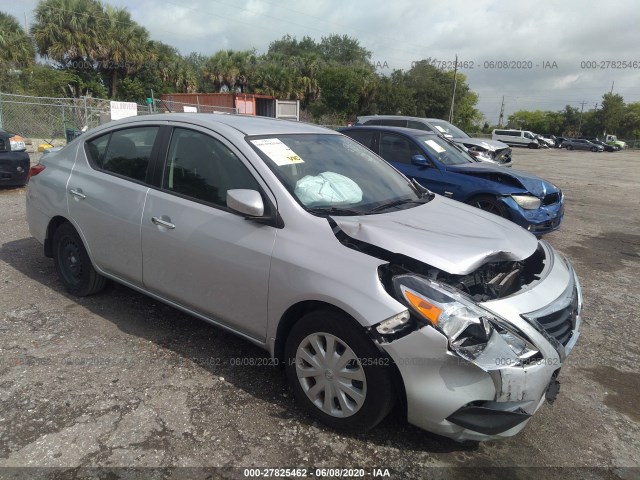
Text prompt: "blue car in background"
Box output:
[[340, 126, 564, 235]]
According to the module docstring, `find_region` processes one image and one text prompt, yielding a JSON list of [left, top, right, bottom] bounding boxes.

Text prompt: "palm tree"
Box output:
[[97, 6, 150, 98], [0, 12, 35, 67], [31, 0, 103, 66]]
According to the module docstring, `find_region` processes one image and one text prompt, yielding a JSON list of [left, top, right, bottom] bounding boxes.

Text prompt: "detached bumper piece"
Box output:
[[446, 405, 531, 436]]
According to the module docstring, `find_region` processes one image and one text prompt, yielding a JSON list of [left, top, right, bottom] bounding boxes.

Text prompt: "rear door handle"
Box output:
[[151, 216, 175, 229], [69, 188, 86, 200]]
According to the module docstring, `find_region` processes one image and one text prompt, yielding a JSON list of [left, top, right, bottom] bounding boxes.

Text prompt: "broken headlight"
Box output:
[[391, 274, 538, 370], [511, 194, 541, 210]]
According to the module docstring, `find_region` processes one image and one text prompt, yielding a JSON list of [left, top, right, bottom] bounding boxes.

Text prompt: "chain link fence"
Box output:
[[0, 92, 235, 145]]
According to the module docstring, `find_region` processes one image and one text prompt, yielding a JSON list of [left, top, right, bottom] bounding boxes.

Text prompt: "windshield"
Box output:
[[428, 120, 469, 139], [248, 134, 425, 214], [414, 135, 475, 166]]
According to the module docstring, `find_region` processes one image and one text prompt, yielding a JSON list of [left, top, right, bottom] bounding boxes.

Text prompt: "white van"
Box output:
[[492, 129, 540, 149]]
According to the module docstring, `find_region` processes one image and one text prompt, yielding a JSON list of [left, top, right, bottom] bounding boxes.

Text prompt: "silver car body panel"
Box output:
[[26, 113, 582, 442], [382, 241, 581, 441], [331, 195, 538, 275]]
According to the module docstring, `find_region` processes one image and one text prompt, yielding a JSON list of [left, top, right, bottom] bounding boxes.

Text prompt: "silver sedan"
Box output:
[[26, 114, 581, 441]]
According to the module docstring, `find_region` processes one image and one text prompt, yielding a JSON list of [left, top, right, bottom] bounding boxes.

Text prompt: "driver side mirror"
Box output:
[[411, 154, 429, 167]]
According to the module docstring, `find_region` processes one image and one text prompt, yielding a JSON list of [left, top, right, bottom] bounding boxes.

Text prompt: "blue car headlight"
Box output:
[[511, 194, 541, 210]]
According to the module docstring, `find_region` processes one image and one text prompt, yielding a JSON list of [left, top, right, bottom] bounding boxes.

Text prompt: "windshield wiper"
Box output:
[[307, 206, 363, 216], [368, 197, 430, 213]]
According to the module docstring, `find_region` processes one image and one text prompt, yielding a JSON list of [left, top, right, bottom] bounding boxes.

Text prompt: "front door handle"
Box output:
[[69, 188, 86, 200], [151, 216, 175, 229]]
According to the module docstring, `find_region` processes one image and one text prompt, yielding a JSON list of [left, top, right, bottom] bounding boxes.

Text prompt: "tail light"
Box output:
[[28, 164, 46, 180], [9, 135, 26, 152]]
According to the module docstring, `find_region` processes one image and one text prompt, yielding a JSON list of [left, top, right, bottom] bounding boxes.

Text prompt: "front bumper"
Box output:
[[500, 194, 564, 235], [380, 244, 581, 441]]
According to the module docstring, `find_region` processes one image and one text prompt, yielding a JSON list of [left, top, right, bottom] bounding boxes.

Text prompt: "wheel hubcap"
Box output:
[[295, 333, 366, 418], [60, 239, 83, 285]]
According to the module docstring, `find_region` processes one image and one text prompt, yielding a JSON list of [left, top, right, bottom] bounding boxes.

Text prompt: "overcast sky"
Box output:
[[3, 0, 640, 123]]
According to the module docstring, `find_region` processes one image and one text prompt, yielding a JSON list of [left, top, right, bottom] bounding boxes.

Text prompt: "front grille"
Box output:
[[529, 217, 562, 233], [543, 191, 561, 205], [534, 294, 579, 345], [524, 275, 580, 348]]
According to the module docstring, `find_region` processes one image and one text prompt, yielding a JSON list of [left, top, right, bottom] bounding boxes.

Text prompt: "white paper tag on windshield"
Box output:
[[434, 125, 446, 133], [251, 138, 304, 165], [425, 139, 446, 153]]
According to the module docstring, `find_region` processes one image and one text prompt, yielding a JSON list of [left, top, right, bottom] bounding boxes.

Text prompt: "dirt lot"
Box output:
[[0, 148, 639, 479]]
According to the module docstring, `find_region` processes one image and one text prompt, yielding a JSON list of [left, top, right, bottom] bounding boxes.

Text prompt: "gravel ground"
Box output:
[[0, 148, 638, 479]]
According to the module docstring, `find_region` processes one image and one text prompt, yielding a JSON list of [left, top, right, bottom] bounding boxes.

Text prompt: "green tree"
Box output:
[[600, 92, 625, 135], [0, 12, 35, 67], [31, 0, 105, 96], [371, 70, 416, 115], [318, 34, 371, 65], [31, 0, 103, 65], [97, 5, 150, 98], [314, 66, 361, 119], [405, 61, 451, 118]]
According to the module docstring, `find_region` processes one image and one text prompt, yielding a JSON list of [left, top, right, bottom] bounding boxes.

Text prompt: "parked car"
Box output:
[[26, 114, 581, 442], [587, 139, 617, 152], [563, 138, 604, 151], [341, 126, 564, 235], [539, 134, 559, 147], [535, 134, 554, 148], [492, 129, 541, 149], [0, 129, 30, 187], [355, 115, 513, 167]]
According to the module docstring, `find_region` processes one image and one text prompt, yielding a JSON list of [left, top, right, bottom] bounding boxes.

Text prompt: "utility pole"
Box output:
[[448, 55, 458, 123], [498, 96, 505, 127], [577, 100, 587, 136], [610, 80, 615, 94]]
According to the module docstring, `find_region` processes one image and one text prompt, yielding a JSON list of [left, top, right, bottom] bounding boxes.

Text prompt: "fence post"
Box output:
[[0, 91, 3, 130], [83, 96, 88, 128]]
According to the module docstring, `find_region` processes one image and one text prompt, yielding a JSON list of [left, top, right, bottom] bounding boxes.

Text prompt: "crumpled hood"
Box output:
[[332, 195, 538, 275], [452, 137, 510, 151], [447, 163, 557, 197]]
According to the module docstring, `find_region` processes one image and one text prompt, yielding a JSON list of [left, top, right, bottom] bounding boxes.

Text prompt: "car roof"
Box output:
[[342, 125, 439, 137], [357, 115, 455, 124], [88, 113, 334, 137]]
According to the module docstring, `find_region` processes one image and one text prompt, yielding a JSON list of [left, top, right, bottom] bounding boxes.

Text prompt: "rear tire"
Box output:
[[53, 222, 107, 296], [285, 309, 395, 433], [466, 194, 510, 219]]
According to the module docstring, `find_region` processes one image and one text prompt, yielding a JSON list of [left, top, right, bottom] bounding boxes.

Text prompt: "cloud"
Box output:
[[7, 0, 640, 120]]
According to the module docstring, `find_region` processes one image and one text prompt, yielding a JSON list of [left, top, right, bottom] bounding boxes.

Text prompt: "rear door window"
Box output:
[[343, 130, 375, 150], [379, 133, 422, 165], [86, 126, 159, 183], [407, 120, 431, 131]]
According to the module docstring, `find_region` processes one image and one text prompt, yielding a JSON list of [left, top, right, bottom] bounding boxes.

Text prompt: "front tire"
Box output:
[[285, 309, 395, 433], [53, 222, 107, 296], [467, 194, 510, 219]]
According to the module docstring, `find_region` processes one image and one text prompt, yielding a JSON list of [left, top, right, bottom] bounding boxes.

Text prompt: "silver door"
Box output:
[[140, 127, 277, 340], [68, 126, 160, 286]]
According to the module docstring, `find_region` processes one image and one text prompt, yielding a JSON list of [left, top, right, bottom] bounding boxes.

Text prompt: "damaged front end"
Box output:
[[331, 218, 581, 441]]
